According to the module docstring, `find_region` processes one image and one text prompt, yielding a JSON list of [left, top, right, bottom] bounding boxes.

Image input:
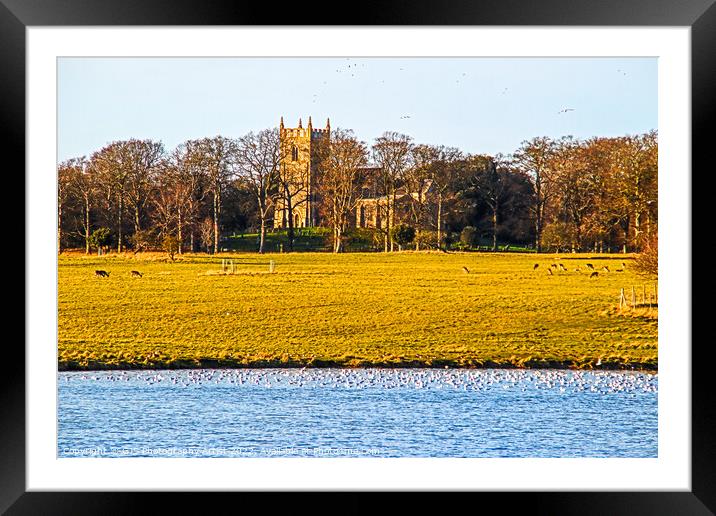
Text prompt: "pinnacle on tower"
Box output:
[[280, 116, 284, 130], [308, 116, 312, 129], [298, 118, 303, 128], [326, 118, 330, 131]]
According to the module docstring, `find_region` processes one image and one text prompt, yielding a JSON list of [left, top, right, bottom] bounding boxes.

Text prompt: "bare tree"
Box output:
[[611, 131, 658, 251], [91, 143, 129, 252], [171, 142, 209, 252], [57, 159, 80, 254], [317, 128, 368, 252], [464, 155, 508, 251], [372, 131, 413, 252], [124, 139, 164, 236], [512, 136, 558, 252], [186, 136, 236, 254], [68, 158, 98, 254], [235, 128, 282, 253], [408, 145, 463, 250]]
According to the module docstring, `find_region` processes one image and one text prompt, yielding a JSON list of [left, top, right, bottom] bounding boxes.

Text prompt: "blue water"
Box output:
[[58, 368, 657, 458]]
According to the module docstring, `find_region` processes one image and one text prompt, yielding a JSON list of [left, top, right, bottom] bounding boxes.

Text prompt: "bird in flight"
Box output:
[[501, 88, 508, 95], [617, 69, 628, 76], [558, 108, 575, 114], [400, 115, 411, 119]]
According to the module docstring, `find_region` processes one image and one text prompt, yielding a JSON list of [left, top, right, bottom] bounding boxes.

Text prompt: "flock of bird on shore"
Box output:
[[61, 368, 657, 395]]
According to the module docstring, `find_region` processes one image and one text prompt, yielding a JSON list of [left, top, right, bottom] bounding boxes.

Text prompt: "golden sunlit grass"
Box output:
[[58, 251, 657, 370]]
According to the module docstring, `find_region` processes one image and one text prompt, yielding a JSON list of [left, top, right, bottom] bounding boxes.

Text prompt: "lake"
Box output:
[[58, 368, 657, 458]]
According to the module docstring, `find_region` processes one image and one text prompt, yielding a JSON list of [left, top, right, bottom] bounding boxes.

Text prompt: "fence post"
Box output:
[[619, 288, 625, 310], [631, 286, 636, 308], [269, 260, 275, 273]]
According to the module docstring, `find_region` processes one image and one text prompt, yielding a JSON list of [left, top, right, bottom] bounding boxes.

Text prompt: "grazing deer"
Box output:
[[622, 262, 627, 269], [130, 270, 143, 277], [615, 269, 624, 272], [95, 270, 110, 277], [602, 266, 610, 272], [547, 268, 554, 275], [586, 263, 594, 270], [575, 266, 581, 272], [462, 266, 470, 274], [551, 263, 558, 269], [533, 263, 539, 270], [559, 264, 567, 271], [589, 271, 599, 278]]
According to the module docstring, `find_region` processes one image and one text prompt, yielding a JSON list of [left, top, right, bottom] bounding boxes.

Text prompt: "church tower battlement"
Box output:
[[275, 116, 330, 229]]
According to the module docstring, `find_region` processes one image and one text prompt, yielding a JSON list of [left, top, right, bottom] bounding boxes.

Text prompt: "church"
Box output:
[[273, 116, 435, 231], [273, 116, 330, 229]]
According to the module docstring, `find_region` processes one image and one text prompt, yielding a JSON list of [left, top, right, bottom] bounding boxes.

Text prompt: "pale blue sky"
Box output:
[[58, 57, 657, 162]]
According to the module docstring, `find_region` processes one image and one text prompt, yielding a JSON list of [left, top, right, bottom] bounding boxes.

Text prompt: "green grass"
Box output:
[[58, 251, 657, 370]]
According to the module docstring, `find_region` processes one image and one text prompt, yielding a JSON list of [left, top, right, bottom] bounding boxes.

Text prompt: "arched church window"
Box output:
[[292, 146, 298, 161]]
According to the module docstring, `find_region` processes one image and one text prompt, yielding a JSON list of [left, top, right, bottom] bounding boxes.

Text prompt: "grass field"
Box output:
[[57, 251, 658, 370]]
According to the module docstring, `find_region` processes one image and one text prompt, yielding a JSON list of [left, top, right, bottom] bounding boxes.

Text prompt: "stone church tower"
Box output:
[[274, 116, 330, 229]]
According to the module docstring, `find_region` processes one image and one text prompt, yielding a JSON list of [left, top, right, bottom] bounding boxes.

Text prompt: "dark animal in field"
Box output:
[[130, 270, 143, 277], [95, 270, 110, 277], [462, 266, 470, 274], [559, 264, 567, 271], [615, 269, 624, 272], [550, 264, 558, 269], [575, 266, 581, 272], [586, 263, 594, 270], [589, 271, 599, 278], [547, 268, 553, 275], [533, 263, 539, 270], [622, 262, 627, 268], [602, 266, 610, 272]]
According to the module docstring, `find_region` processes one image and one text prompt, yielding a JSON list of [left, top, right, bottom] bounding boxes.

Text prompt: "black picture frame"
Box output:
[[5, 0, 713, 513]]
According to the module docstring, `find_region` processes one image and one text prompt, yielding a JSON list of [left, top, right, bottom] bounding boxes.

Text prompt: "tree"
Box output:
[[90, 144, 128, 252], [162, 234, 181, 261], [372, 132, 413, 252], [68, 158, 98, 254], [89, 139, 163, 252], [412, 145, 463, 249], [317, 128, 368, 252], [57, 159, 81, 253], [198, 217, 215, 254], [549, 138, 601, 251], [611, 131, 658, 251], [512, 137, 559, 252], [392, 224, 416, 249], [123, 139, 164, 237], [171, 143, 210, 252], [88, 227, 111, 254], [187, 136, 237, 254], [461, 155, 508, 251], [235, 128, 282, 253], [406, 144, 444, 250], [633, 234, 658, 277]]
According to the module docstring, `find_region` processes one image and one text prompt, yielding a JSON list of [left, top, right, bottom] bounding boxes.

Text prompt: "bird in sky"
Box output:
[[400, 115, 411, 119], [558, 108, 575, 114]]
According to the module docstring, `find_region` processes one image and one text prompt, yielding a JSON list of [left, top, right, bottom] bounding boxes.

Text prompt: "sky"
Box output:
[[58, 57, 657, 163]]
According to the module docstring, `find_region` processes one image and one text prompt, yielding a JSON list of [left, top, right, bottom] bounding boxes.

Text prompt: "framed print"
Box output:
[[5, 0, 714, 513]]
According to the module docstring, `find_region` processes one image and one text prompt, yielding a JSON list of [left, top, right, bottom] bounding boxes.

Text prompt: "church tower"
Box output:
[[274, 116, 330, 229]]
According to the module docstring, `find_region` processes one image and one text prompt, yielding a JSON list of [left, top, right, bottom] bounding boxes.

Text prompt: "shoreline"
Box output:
[[58, 358, 657, 372]]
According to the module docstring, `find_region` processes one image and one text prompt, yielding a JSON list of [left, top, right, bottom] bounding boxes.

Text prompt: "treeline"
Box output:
[[57, 128, 657, 254]]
